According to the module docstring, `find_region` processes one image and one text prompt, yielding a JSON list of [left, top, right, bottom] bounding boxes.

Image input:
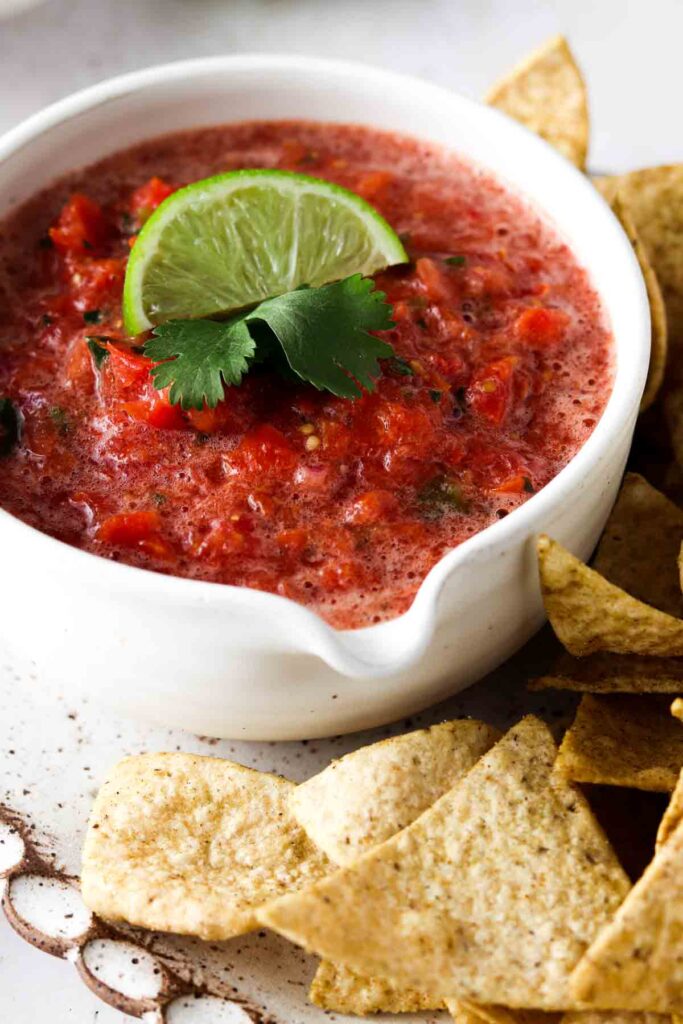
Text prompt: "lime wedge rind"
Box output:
[[122, 169, 408, 335]]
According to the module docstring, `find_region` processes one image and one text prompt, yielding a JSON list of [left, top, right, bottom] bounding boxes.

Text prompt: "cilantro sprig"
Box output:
[[144, 274, 395, 410]]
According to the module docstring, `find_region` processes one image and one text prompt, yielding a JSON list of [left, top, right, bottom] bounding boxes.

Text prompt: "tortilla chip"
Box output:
[[592, 474, 683, 617], [258, 717, 630, 1009], [562, 1015, 669, 1024], [290, 719, 500, 867], [596, 167, 683, 357], [656, 772, 683, 850], [450, 1005, 664, 1024], [80, 753, 329, 940], [451, 1002, 558, 1024], [486, 35, 588, 168], [673, 698, 683, 722], [666, 387, 683, 475], [609, 198, 667, 412], [309, 959, 442, 1014], [555, 694, 683, 792], [537, 535, 683, 657], [534, 651, 683, 694], [570, 816, 683, 1011]]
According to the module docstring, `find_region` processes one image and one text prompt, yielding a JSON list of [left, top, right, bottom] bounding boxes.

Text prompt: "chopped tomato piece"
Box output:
[[415, 257, 451, 303], [106, 344, 153, 388], [494, 474, 533, 494], [68, 258, 125, 311], [467, 356, 519, 426], [49, 194, 110, 254], [228, 424, 298, 478], [96, 510, 173, 559], [514, 306, 569, 348], [355, 170, 394, 201], [122, 394, 187, 431], [130, 177, 174, 222], [192, 517, 257, 560], [277, 528, 309, 554], [345, 489, 398, 525]]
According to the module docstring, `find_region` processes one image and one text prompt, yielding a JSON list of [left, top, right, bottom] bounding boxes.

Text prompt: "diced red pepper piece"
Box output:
[[514, 307, 569, 348], [49, 194, 110, 254], [96, 510, 173, 559]]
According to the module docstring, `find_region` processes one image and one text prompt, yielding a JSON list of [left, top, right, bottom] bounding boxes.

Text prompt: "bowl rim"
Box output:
[[0, 53, 650, 675]]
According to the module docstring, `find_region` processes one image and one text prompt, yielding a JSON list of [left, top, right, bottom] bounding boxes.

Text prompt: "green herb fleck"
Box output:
[[418, 475, 467, 519], [41, 315, 53, 327], [388, 356, 414, 377], [49, 406, 70, 435], [523, 476, 535, 494], [120, 212, 136, 235], [83, 309, 102, 325], [416, 317, 428, 330], [195, 432, 210, 446], [429, 389, 442, 404], [444, 255, 466, 267], [152, 492, 167, 506], [86, 337, 111, 368], [145, 275, 395, 410], [0, 397, 22, 457]]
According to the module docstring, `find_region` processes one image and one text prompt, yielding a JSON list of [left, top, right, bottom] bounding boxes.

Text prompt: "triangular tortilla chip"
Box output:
[[537, 535, 683, 656], [486, 35, 588, 168], [301, 720, 498, 1013], [81, 753, 330, 940], [656, 770, 683, 850], [596, 167, 683, 357], [570, 817, 683, 1011], [309, 959, 443, 1014], [562, 1015, 669, 1024], [533, 651, 683, 694], [258, 717, 630, 1009], [609, 198, 667, 412], [290, 719, 500, 866], [449, 1004, 665, 1024], [592, 474, 683, 616], [450, 1001, 558, 1024], [556, 695, 683, 791]]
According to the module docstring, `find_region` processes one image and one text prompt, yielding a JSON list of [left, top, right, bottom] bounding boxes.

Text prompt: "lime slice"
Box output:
[[122, 169, 408, 334]]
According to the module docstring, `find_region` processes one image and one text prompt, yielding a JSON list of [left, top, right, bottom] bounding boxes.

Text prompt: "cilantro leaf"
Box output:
[[245, 275, 394, 399], [145, 316, 256, 410], [144, 275, 395, 408]]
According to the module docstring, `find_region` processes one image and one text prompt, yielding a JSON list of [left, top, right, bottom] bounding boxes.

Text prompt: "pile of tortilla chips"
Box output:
[[80, 35, 683, 1021]]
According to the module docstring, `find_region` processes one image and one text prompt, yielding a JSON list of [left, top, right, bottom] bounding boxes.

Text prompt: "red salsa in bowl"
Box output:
[[0, 122, 613, 629]]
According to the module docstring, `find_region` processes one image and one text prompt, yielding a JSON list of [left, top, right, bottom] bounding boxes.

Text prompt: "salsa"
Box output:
[[0, 122, 613, 629]]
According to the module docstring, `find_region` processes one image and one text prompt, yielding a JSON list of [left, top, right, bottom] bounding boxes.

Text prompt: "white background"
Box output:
[[1, 0, 681, 1018]]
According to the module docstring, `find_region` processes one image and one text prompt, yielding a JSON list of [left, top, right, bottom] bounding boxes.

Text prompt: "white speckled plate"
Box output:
[[0, 631, 573, 1021]]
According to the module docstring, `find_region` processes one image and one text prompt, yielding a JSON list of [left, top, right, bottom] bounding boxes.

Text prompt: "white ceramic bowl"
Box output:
[[0, 56, 649, 740]]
